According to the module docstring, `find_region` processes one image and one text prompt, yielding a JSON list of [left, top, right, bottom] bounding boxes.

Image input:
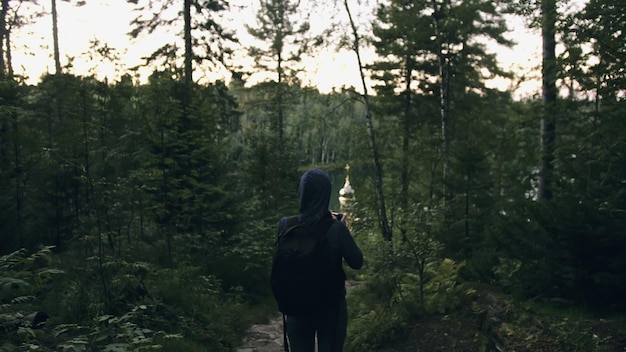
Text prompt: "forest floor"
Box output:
[[238, 283, 626, 352], [237, 313, 284, 352], [381, 283, 626, 352]]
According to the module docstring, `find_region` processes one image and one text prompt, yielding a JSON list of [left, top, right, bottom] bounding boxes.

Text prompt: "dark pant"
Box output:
[[286, 297, 348, 352]]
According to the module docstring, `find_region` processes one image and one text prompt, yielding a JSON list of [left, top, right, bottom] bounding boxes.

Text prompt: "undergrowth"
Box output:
[[0, 245, 266, 351], [345, 247, 466, 351]]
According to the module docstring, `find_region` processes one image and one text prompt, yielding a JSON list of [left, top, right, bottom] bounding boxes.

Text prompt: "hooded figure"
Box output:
[[277, 168, 363, 352], [298, 168, 333, 226]]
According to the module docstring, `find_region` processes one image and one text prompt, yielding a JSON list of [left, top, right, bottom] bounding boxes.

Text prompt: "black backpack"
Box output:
[[270, 215, 342, 317]]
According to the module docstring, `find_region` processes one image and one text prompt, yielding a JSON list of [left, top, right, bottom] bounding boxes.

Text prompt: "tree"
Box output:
[[51, 0, 61, 74], [245, 0, 317, 141], [368, 0, 512, 244], [129, 0, 236, 87], [290, 86, 362, 165], [50, 0, 86, 75], [562, 0, 626, 103], [132, 70, 243, 267], [537, 0, 626, 309], [344, 0, 392, 242], [429, 0, 512, 202], [537, 0, 557, 201], [370, 0, 436, 242], [0, 0, 38, 79], [430, 0, 451, 201], [0, 0, 10, 78], [0, 80, 23, 250]]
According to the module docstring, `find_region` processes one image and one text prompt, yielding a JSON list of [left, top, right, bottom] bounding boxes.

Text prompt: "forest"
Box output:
[[1, 0, 625, 351]]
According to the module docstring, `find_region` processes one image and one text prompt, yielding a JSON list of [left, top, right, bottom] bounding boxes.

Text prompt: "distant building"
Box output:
[[338, 164, 354, 208]]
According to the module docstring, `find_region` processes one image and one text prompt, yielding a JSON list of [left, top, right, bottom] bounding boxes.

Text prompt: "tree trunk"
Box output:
[[277, 43, 284, 142], [80, 88, 110, 309], [183, 0, 192, 88], [160, 124, 173, 267], [5, 28, 11, 77], [400, 54, 412, 241], [431, 0, 451, 202], [465, 167, 470, 239], [538, 0, 557, 201], [11, 114, 22, 247], [0, 0, 8, 78], [183, 0, 192, 119], [51, 0, 61, 74], [344, 0, 392, 242]]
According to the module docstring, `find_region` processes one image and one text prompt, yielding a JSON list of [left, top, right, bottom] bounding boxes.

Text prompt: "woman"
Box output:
[[277, 168, 363, 352]]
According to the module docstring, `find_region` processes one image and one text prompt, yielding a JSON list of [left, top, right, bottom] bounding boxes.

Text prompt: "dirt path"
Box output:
[[237, 313, 285, 352], [237, 281, 365, 352]]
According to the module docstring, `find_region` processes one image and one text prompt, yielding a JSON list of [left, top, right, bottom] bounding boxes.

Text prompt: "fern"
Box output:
[[10, 295, 36, 305], [0, 249, 28, 270], [423, 258, 466, 314], [0, 247, 63, 350]]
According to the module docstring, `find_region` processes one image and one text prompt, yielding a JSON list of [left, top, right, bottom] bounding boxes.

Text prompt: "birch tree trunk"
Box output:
[[400, 54, 412, 240], [0, 0, 8, 77], [344, 0, 392, 242], [431, 0, 451, 202], [538, 0, 557, 201]]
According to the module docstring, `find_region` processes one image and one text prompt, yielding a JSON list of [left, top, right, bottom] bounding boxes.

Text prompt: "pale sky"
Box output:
[[13, 0, 565, 99]]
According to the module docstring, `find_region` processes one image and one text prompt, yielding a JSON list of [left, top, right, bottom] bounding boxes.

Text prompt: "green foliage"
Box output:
[[128, 0, 235, 81], [2, 1, 626, 347], [211, 218, 275, 301], [345, 301, 409, 351], [562, 0, 626, 101], [26, 252, 259, 351], [0, 70, 289, 350], [0, 247, 63, 351], [140, 266, 254, 351], [346, 255, 467, 351], [53, 305, 176, 352], [422, 259, 466, 314], [246, 0, 317, 83], [346, 215, 465, 350]]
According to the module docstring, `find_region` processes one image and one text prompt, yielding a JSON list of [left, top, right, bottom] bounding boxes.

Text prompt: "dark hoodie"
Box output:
[[278, 169, 363, 281], [298, 168, 333, 226]]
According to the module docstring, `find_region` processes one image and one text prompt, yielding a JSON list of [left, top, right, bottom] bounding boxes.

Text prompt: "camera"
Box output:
[[331, 211, 344, 222]]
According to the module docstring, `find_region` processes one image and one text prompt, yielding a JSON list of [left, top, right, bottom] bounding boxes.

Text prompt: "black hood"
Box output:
[[298, 169, 331, 226]]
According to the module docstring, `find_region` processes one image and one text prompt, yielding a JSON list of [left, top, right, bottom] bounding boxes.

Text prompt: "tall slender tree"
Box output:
[[369, 0, 512, 242], [538, 0, 557, 201], [0, 0, 45, 79], [428, 0, 512, 202], [129, 0, 236, 87], [430, 0, 451, 201], [246, 0, 316, 142], [371, 0, 434, 241], [344, 0, 392, 242], [50, 0, 89, 75], [51, 0, 61, 74], [0, 0, 9, 78]]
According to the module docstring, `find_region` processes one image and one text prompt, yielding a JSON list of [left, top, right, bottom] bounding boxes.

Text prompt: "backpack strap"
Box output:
[[276, 216, 300, 245], [282, 313, 289, 352], [285, 216, 300, 230]]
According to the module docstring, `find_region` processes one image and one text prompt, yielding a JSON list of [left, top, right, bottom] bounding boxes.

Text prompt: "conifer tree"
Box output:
[[245, 0, 316, 142], [369, 0, 512, 242], [129, 0, 236, 86]]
